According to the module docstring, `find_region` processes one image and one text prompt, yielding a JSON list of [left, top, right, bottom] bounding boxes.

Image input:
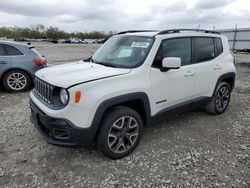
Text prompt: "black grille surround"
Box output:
[[34, 77, 54, 104], [33, 77, 67, 110]]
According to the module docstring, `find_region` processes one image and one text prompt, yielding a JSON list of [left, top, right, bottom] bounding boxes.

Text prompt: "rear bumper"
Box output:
[[30, 100, 95, 148]]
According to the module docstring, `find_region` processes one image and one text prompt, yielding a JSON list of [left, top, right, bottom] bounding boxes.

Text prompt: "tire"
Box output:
[[2, 70, 31, 92], [97, 106, 143, 159], [206, 81, 231, 115]]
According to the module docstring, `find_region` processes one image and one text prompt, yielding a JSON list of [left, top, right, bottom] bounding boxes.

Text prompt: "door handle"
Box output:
[[214, 67, 222, 70], [185, 71, 196, 77], [214, 64, 222, 70], [0, 61, 7, 64]]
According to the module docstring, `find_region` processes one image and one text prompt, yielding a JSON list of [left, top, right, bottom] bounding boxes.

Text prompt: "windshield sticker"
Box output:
[[131, 42, 150, 48]]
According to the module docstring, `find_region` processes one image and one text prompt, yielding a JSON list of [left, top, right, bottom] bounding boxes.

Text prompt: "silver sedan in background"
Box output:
[[0, 41, 46, 92]]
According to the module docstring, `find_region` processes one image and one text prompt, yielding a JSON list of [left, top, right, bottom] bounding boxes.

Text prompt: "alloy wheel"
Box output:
[[216, 86, 230, 112], [107, 116, 139, 154], [7, 72, 27, 91]]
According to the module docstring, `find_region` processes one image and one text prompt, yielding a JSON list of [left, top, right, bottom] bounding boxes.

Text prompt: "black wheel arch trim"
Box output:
[[213, 72, 236, 96], [90, 92, 151, 140], [218, 72, 236, 82]]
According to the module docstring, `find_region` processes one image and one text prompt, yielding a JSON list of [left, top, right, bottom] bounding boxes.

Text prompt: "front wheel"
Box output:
[[206, 82, 231, 115], [97, 106, 143, 159]]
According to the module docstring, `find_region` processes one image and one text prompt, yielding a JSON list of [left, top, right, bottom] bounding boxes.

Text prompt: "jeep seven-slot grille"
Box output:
[[34, 77, 53, 104]]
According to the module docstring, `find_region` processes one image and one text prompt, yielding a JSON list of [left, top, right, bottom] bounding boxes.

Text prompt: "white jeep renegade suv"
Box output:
[[30, 29, 236, 159]]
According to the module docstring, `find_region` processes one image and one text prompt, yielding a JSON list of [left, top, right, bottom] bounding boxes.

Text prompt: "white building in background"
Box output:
[[218, 28, 250, 51]]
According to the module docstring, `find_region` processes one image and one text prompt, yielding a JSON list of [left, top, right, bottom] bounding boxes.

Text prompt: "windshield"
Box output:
[[92, 35, 154, 68]]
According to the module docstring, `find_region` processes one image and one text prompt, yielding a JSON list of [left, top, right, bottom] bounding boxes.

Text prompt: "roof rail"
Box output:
[[157, 29, 220, 35], [117, 30, 158, 35]]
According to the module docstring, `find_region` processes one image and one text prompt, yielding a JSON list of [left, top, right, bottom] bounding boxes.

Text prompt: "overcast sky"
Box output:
[[0, 0, 249, 32]]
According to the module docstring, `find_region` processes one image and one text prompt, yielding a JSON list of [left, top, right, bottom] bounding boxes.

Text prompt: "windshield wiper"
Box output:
[[96, 62, 116, 68], [83, 56, 96, 63], [84, 57, 116, 67]]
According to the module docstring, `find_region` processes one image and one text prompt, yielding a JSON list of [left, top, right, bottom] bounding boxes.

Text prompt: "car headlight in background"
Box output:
[[60, 88, 69, 105]]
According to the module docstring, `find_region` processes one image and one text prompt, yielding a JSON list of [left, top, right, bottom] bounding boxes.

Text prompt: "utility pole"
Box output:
[[232, 23, 238, 51]]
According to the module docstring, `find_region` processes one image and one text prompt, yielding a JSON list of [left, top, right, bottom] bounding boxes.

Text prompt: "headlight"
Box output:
[[60, 88, 69, 105]]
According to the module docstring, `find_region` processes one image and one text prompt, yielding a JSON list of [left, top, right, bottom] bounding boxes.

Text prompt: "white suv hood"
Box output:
[[35, 61, 131, 88]]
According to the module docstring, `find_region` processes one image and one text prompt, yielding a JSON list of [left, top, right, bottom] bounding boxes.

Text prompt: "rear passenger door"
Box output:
[[192, 37, 223, 98]]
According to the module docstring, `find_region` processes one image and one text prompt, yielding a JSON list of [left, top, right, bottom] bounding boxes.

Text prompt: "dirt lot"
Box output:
[[34, 42, 101, 65], [0, 44, 249, 187]]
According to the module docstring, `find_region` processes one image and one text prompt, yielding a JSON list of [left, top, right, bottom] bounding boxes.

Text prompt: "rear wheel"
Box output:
[[206, 82, 231, 115], [2, 70, 31, 92], [97, 106, 143, 159]]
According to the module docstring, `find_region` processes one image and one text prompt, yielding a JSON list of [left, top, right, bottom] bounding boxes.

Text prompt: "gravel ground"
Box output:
[[0, 44, 249, 187], [234, 53, 250, 65], [33, 42, 101, 65]]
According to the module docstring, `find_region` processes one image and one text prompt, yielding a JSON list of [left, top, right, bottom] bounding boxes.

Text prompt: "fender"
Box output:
[[90, 92, 151, 139]]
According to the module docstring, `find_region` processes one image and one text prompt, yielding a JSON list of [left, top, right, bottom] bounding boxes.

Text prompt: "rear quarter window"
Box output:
[[215, 38, 223, 55], [4, 45, 24, 56], [30, 48, 43, 58]]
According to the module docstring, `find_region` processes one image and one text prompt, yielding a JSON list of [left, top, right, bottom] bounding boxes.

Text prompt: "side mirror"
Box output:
[[161, 57, 181, 72]]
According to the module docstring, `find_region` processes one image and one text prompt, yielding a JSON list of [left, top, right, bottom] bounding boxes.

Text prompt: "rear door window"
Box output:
[[4, 45, 23, 56], [194, 37, 215, 62], [0, 44, 7, 56]]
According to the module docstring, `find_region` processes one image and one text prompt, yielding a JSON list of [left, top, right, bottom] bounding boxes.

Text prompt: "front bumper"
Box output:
[[30, 100, 95, 148]]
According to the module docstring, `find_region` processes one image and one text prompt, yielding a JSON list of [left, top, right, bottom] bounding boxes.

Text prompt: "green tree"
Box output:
[[0, 25, 114, 39]]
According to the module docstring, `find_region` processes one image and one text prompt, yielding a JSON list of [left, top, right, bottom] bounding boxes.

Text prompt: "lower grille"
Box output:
[[34, 77, 54, 104]]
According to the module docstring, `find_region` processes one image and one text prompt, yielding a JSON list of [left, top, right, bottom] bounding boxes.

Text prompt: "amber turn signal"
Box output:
[[75, 91, 81, 103]]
